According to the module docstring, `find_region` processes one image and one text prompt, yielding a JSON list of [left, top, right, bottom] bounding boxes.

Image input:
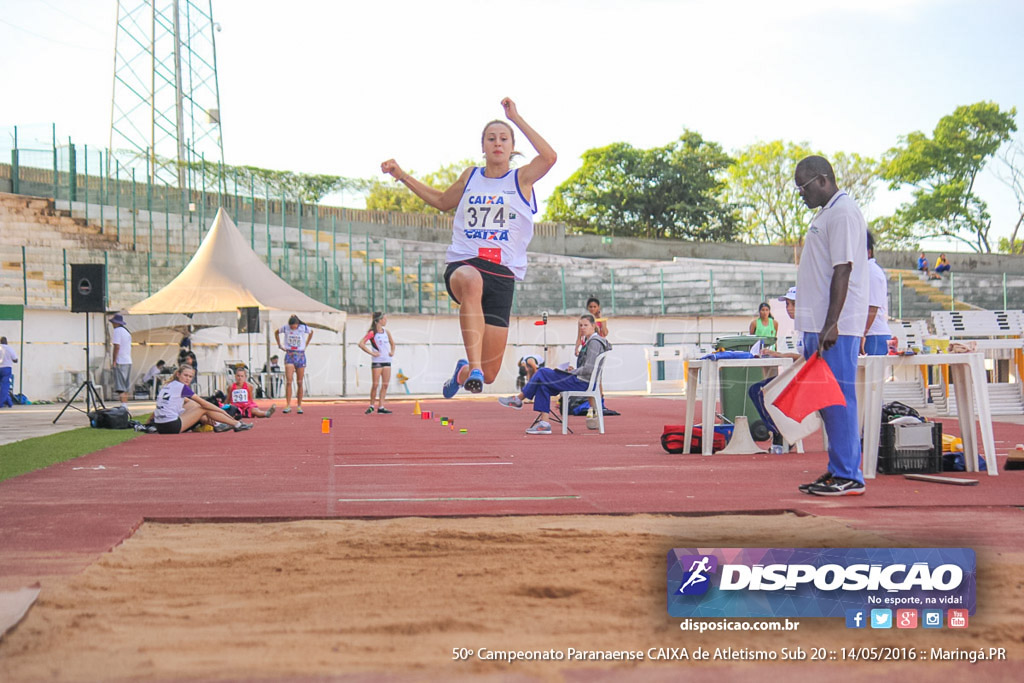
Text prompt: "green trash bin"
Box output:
[[714, 335, 776, 440]]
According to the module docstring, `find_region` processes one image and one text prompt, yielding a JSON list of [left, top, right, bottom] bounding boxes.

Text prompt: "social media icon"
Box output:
[[922, 610, 943, 628], [845, 609, 866, 629], [948, 609, 968, 629], [870, 609, 892, 629], [896, 609, 918, 629]]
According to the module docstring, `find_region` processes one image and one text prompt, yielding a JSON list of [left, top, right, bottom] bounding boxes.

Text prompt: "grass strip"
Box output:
[[0, 426, 142, 482]]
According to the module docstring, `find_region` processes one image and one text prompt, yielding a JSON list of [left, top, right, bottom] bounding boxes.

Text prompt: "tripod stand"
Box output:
[[54, 313, 106, 424]]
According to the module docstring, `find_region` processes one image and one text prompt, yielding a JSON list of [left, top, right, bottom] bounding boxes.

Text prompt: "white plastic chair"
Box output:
[[560, 351, 611, 434]]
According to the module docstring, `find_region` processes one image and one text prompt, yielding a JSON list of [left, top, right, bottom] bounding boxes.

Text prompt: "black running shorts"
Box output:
[[444, 258, 515, 328], [155, 418, 182, 434]]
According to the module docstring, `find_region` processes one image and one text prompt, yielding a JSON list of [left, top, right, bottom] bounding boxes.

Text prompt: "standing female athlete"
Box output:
[[357, 311, 396, 414], [381, 98, 556, 396], [275, 314, 313, 413]]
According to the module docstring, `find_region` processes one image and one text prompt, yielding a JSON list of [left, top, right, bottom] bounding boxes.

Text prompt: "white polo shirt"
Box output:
[[111, 326, 132, 365], [866, 258, 892, 336], [794, 191, 868, 337]]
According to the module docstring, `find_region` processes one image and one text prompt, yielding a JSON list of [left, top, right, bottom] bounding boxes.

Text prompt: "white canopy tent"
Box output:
[[124, 208, 346, 395]]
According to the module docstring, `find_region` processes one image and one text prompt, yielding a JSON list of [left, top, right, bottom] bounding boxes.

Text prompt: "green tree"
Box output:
[[147, 151, 363, 204], [869, 214, 919, 252], [364, 159, 476, 213], [882, 101, 1018, 253], [725, 140, 813, 245], [543, 131, 736, 241], [994, 136, 1024, 254], [832, 151, 880, 210], [726, 142, 880, 246]]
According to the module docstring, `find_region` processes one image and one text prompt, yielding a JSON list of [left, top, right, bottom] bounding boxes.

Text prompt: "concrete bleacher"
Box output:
[[3, 190, 1023, 324], [0, 192, 803, 316]]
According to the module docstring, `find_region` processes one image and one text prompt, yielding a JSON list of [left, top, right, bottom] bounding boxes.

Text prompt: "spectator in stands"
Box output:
[[916, 252, 929, 277], [262, 355, 282, 373], [275, 314, 313, 414], [0, 336, 18, 408], [863, 231, 892, 356], [153, 364, 253, 434], [935, 253, 951, 276], [109, 313, 132, 408], [497, 314, 611, 435], [141, 360, 166, 389], [226, 366, 275, 418], [749, 302, 778, 349]]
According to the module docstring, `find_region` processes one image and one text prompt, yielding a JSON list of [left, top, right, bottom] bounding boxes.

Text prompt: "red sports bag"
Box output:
[[660, 424, 733, 454]]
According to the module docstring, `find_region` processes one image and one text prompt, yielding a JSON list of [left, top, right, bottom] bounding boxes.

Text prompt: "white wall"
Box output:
[[7, 310, 752, 401]]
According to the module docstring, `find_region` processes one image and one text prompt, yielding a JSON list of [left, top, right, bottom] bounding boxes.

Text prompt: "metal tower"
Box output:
[[109, 0, 224, 188]]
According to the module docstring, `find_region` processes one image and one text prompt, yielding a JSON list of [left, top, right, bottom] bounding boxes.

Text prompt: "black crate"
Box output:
[[878, 421, 943, 474]]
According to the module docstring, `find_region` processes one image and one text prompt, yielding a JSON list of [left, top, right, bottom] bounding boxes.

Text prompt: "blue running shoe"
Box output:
[[463, 368, 485, 394], [442, 359, 469, 399]]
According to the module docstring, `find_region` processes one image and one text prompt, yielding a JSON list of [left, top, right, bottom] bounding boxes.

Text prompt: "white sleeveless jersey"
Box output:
[[372, 331, 392, 363], [279, 324, 311, 352], [447, 167, 538, 281]]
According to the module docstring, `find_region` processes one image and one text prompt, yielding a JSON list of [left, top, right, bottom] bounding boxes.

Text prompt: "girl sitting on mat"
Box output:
[[227, 366, 275, 419], [380, 97, 556, 397], [153, 364, 254, 434]]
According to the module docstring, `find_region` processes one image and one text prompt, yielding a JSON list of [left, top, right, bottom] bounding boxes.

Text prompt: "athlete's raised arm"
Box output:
[[501, 97, 556, 199], [380, 159, 471, 212]]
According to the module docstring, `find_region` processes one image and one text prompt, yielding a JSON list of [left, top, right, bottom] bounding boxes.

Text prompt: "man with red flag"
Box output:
[[792, 156, 869, 496]]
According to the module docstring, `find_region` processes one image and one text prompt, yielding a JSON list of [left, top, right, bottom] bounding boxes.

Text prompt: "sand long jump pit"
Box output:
[[1, 513, 1022, 681]]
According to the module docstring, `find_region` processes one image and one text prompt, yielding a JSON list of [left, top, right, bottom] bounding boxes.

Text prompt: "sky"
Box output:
[[2, 0, 1023, 252]]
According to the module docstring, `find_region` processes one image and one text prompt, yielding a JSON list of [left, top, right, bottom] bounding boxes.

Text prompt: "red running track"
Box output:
[[2, 396, 1023, 586]]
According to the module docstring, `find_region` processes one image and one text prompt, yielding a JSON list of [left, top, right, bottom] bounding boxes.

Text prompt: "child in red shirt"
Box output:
[[227, 367, 275, 418]]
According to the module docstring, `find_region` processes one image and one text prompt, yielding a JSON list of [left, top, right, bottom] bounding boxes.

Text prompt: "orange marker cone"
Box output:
[[413, 400, 421, 416], [321, 418, 330, 434]]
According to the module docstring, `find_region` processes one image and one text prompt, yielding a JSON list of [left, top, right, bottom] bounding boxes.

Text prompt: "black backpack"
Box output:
[[89, 405, 131, 429]]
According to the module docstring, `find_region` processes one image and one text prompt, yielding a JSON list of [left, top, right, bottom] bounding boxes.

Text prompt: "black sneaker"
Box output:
[[365, 406, 374, 415], [808, 476, 866, 497], [798, 471, 832, 494], [377, 407, 392, 414], [213, 422, 232, 433]]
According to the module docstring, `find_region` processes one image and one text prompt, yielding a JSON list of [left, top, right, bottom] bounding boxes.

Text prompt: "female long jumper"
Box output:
[[381, 98, 556, 396]]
